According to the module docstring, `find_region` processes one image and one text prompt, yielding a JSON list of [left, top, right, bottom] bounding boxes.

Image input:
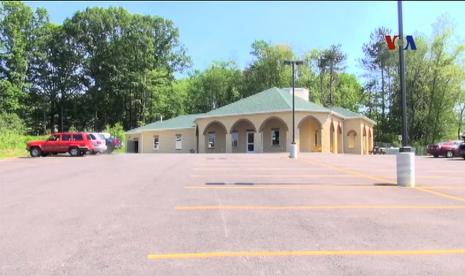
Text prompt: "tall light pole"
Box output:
[[396, 0, 415, 187], [284, 59, 303, 159], [398, 0, 409, 150]]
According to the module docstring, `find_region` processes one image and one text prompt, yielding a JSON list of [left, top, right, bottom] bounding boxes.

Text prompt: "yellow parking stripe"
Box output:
[[185, 185, 389, 189], [192, 174, 376, 178], [300, 159, 465, 203], [147, 248, 465, 260], [300, 159, 395, 183], [415, 187, 465, 203], [175, 205, 465, 211]]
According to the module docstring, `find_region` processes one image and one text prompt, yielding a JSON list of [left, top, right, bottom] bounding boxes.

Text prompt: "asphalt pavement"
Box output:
[[1, 153, 465, 275]]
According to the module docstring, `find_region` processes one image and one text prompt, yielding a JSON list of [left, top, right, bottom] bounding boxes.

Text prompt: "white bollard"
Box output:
[[396, 151, 415, 187], [289, 143, 298, 159]]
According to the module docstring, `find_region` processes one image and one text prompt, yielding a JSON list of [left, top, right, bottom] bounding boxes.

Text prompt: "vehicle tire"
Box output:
[[30, 147, 41, 158], [446, 151, 453, 158], [433, 154, 439, 158], [79, 150, 86, 157], [69, 147, 80, 157]]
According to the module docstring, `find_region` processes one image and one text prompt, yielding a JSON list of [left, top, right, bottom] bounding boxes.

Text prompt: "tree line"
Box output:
[[1, 1, 464, 146]]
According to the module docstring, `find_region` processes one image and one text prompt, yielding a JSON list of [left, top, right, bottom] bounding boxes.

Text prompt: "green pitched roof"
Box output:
[[126, 114, 203, 134], [328, 106, 376, 124], [328, 106, 362, 118], [126, 88, 375, 134], [198, 87, 328, 118]]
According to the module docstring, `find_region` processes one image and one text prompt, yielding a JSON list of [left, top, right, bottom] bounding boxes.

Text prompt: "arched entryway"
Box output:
[[337, 124, 343, 153], [203, 121, 227, 153], [362, 127, 368, 155], [259, 116, 288, 152], [298, 115, 322, 152], [230, 119, 257, 153], [368, 128, 373, 154], [297, 116, 322, 152], [330, 122, 336, 153]]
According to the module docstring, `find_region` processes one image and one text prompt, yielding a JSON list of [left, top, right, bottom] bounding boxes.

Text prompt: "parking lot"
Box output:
[[1, 153, 465, 275]]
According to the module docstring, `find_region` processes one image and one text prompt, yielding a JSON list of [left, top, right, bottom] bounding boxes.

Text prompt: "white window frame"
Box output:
[[153, 136, 160, 150], [175, 134, 182, 150], [208, 132, 216, 149]]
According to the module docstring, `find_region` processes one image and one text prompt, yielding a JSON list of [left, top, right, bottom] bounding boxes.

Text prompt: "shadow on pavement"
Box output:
[[373, 183, 398, 187]]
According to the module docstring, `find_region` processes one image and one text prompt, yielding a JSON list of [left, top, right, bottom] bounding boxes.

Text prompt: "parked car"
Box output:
[[26, 132, 95, 157], [427, 140, 463, 158], [459, 136, 465, 160], [97, 133, 122, 153], [89, 133, 108, 154]]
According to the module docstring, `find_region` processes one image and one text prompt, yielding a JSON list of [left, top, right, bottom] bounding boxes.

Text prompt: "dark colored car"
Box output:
[[26, 132, 95, 157], [427, 140, 463, 158], [96, 133, 122, 153], [460, 136, 465, 160]]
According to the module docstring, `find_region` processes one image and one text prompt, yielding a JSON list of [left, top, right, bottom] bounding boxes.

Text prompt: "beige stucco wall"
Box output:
[[126, 128, 197, 153], [342, 118, 374, 154], [126, 111, 374, 155], [196, 111, 335, 154]]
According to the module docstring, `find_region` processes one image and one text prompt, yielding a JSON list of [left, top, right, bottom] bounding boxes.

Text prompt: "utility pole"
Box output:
[[396, 0, 415, 187], [398, 0, 409, 150], [283, 60, 304, 159]]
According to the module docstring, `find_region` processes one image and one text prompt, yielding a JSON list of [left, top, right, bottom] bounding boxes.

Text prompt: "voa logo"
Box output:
[[384, 35, 417, 50]]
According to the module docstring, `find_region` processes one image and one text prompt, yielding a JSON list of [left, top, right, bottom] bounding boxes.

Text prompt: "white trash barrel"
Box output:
[[396, 151, 415, 187]]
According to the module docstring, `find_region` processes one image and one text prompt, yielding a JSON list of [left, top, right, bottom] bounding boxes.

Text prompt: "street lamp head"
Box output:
[[283, 60, 304, 65]]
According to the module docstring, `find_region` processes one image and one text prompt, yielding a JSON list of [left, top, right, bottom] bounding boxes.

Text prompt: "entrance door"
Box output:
[[134, 141, 139, 153], [247, 132, 255, 153]]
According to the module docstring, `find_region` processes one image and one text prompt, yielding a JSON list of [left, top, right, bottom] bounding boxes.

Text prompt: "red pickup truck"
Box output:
[[26, 132, 95, 157]]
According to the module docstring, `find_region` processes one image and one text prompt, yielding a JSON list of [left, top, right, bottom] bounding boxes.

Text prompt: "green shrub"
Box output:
[[0, 113, 49, 158], [104, 122, 126, 145]]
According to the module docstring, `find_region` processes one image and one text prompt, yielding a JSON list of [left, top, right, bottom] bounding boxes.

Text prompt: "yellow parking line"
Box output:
[[184, 185, 465, 191], [194, 166, 330, 169], [300, 159, 465, 203], [147, 248, 465, 260], [423, 186, 465, 190], [299, 159, 395, 184], [191, 174, 371, 178], [175, 205, 465, 211], [185, 185, 390, 190], [415, 187, 465, 203]]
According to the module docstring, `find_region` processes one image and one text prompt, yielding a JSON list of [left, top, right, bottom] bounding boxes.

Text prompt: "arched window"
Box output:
[[347, 130, 357, 149]]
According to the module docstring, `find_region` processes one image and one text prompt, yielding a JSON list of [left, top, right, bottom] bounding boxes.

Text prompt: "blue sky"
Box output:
[[25, 1, 465, 79]]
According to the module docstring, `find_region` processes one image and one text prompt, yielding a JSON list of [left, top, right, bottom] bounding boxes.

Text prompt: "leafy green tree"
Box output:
[[62, 7, 190, 130], [0, 1, 47, 115], [242, 40, 294, 96], [333, 73, 363, 111], [186, 61, 242, 113], [361, 16, 465, 145], [321, 44, 346, 105], [28, 23, 83, 133]]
